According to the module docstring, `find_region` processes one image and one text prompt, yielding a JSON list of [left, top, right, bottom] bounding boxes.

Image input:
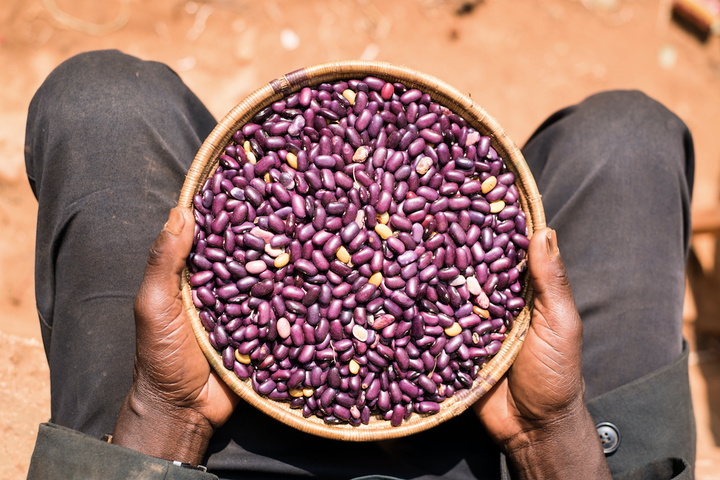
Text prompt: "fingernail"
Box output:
[[546, 229, 559, 259], [165, 208, 185, 235]]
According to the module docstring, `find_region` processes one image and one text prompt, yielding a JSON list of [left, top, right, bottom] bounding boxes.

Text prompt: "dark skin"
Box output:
[[473, 228, 611, 478], [113, 207, 612, 478], [113, 207, 237, 466]]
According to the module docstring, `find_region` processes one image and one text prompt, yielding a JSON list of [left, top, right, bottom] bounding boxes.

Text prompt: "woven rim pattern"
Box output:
[[179, 60, 546, 442]]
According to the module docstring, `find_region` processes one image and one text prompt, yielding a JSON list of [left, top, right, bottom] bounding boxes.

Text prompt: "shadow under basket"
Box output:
[[178, 60, 546, 442]]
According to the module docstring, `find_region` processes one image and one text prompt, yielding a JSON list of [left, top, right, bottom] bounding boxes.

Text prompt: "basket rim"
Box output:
[[179, 59, 546, 442]]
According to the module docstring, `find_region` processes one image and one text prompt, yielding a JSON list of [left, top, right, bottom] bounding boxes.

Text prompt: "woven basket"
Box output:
[[178, 60, 546, 442]]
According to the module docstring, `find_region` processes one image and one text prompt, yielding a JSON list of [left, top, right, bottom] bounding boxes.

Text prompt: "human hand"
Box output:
[[473, 228, 610, 479], [113, 207, 238, 466]]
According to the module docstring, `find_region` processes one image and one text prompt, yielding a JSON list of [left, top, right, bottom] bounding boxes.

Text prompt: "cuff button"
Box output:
[[596, 422, 621, 456]]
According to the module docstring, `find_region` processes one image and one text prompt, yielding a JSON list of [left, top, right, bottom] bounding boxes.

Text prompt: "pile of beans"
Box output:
[[188, 76, 529, 427]]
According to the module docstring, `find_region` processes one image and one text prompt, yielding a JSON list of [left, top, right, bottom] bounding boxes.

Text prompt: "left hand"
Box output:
[[472, 228, 610, 479]]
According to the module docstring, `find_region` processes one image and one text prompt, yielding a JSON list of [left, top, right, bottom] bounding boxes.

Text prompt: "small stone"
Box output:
[[517, 258, 527, 273], [466, 131, 480, 146], [280, 28, 300, 51], [353, 145, 371, 162], [416, 156, 433, 175], [243, 141, 258, 165]]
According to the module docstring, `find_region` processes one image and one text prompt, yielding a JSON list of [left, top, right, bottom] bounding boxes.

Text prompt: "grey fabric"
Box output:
[[610, 458, 691, 480], [522, 90, 694, 401], [24, 49, 216, 438], [28, 423, 217, 480], [587, 341, 696, 479], [24, 51, 695, 479]]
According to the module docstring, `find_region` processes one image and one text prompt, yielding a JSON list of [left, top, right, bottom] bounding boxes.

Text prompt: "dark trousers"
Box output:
[[24, 50, 694, 479]]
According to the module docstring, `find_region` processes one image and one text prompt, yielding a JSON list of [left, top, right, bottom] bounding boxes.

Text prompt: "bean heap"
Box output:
[[188, 76, 529, 427]]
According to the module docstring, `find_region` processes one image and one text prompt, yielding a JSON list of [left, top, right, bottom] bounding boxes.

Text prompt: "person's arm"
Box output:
[[111, 207, 239, 466], [474, 228, 612, 479]]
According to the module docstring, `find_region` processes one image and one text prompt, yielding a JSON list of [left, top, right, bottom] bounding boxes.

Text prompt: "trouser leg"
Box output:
[[521, 90, 694, 399], [24, 49, 216, 438]]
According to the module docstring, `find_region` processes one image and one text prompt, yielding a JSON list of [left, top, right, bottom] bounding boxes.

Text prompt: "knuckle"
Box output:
[[146, 234, 168, 269]]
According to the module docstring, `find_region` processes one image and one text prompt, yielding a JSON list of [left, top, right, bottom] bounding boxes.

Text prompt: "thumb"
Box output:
[[135, 207, 195, 323], [527, 228, 582, 350]]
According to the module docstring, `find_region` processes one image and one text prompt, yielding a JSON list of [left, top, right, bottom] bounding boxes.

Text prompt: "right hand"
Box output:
[[113, 207, 238, 465]]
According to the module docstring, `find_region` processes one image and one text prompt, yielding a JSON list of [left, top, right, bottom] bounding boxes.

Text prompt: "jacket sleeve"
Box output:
[[27, 423, 218, 480], [586, 340, 695, 480]]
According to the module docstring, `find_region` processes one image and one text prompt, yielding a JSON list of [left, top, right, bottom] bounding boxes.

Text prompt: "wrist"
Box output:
[[502, 401, 611, 480], [112, 382, 215, 466]]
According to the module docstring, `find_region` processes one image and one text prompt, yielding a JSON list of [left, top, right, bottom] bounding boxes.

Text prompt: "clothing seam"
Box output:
[[37, 308, 52, 331]]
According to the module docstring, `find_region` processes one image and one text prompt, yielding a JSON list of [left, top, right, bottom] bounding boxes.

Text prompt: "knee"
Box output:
[[45, 50, 137, 83], [29, 50, 181, 127], [584, 90, 659, 114], [579, 90, 691, 168], [545, 90, 693, 183]]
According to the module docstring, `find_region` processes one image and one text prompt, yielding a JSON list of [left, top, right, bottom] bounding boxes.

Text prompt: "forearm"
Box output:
[[503, 404, 611, 480], [112, 383, 214, 466]]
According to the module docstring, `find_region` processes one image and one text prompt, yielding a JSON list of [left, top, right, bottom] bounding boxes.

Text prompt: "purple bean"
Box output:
[[190, 78, 532, 428]]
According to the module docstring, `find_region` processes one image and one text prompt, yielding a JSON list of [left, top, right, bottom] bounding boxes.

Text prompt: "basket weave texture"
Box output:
[[179, 60, 546, 442]]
